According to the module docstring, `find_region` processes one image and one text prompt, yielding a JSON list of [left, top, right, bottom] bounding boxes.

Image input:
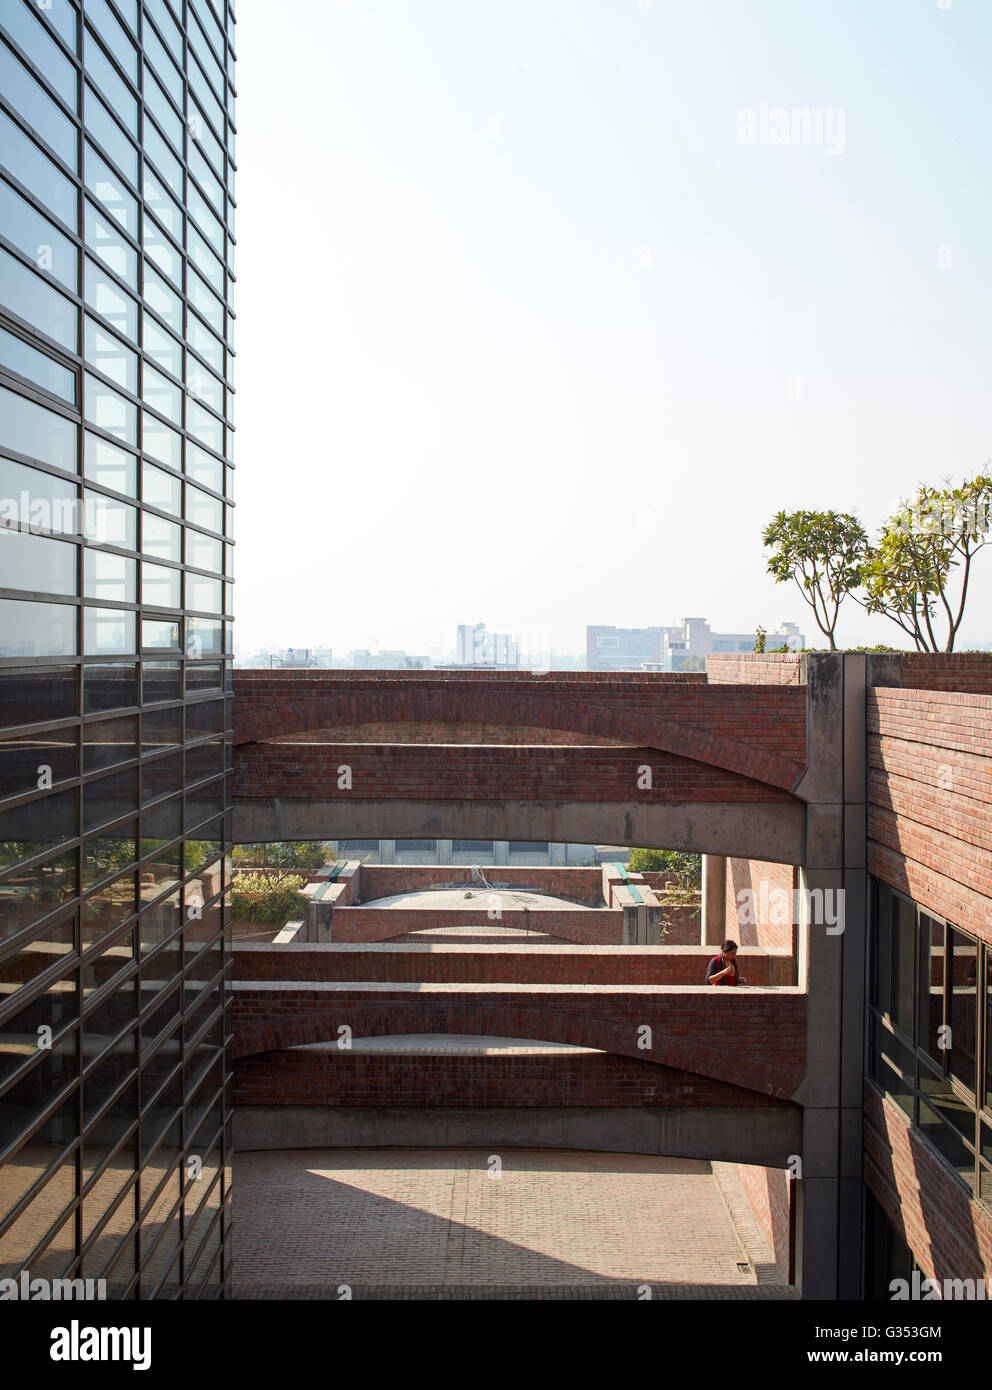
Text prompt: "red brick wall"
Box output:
[[232, 672, 809, 785], [902, 653, 992, 694], [329, 906, 622, 944], [864, 1081, 992, 1283], [725, 858, 796, 951], [235, 743, 800, 804], [233, 945, 790, 986], [233, 1047, 801, 1112], [705, 654, 804, 685], [868, 688, 992, 945], [354, 864, 605, 906], [736, 1163, 793, 1279], [232, 988, 807, 1100]]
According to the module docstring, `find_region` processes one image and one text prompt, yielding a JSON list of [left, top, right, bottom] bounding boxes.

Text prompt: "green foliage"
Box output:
[[763, 509, 869, 649], [753, 625, 766, 653], [627, 849, 701, 885], [861, 476, 992, 652], [232, 841, 330, 872], [626, 851, 701, 940], [231, 872, 309, 925]]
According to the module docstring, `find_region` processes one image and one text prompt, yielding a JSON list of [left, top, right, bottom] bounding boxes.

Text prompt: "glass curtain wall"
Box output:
[[0, 0, 235, 1299]]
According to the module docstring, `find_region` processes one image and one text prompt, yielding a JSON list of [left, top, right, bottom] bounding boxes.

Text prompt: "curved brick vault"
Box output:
[[232, 995, 806, 1101], [233, 675, 808, 792]]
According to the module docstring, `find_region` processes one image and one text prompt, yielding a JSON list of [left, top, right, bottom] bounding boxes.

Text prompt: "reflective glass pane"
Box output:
[[0, 245, 77, 351], [0, 598, 76, 657]]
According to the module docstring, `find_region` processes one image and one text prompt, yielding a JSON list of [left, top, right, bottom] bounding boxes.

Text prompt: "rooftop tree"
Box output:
[[861, 475, 992, 652], [763, 509, 868, 650]]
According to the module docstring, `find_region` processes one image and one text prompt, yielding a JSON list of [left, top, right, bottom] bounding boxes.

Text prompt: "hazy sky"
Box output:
[[231, 0, 992, 657]]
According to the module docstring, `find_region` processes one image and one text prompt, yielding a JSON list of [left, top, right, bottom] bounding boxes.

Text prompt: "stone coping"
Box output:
[[232, 980, 801, 994], [234, 942, 792, 956]]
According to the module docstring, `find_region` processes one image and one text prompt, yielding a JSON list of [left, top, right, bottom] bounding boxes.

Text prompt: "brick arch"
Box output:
[[234, 686, 806, 793], [233, 1000, 802, 1100]]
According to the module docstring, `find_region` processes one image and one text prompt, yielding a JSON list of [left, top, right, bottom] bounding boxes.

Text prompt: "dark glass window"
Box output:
[[82, 714, 138, 773], [84, 663, 138, 713], [186, 739, 221, 784], [917, 914, 944, 1064], [142, 661, 182, 704], [142, 752, 181, 804], [82, 820, 137, 889], [0, 915, 75, 999], [83, 766, 138, 832], [141, 795, 180, 846], [0, 847, 77, 945], [869, 1014, 913, 1121], [0, 665, 76, 728], [0, 727, 76, 798], [186, 699, 224, 737], [185, 663, 222, 694], [891, 894, 916, 1040], [142, 704, 182, 754], [948, 929, 978, 1093], [0, 790, 75, 870]]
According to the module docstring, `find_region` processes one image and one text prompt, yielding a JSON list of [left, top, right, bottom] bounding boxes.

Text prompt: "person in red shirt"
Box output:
[[706, 939, 747, 985]]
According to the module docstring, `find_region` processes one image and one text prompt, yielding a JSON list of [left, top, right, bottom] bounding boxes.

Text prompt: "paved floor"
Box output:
[[233, 1147, 797, 1300]]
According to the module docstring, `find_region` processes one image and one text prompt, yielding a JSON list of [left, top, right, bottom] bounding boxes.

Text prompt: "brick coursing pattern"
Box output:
[[902, 653, 992, 694], [233, 1048, 801, 1112], [232, 672, 809, 791], [735, 1163, 793, 1280], [705, 654, 805, 686], [232, 989, 806, 1100], [235, 743, 800, 804], [868, 688, 992, 945], [232, 945, 790, 987]]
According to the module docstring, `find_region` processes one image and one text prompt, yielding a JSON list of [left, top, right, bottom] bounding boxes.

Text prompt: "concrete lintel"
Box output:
[[233, 1104, 802, 1167], [232, 799, 805, 863]]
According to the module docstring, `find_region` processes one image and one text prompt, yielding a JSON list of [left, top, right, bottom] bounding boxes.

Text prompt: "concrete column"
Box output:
[[493, 840, 509, 866], [700, 853, 727, 946], [549, 842, 567, 866], [791, 652, 868, 1300], [435, 839, 452, 865], [379, 839, 395, 864]]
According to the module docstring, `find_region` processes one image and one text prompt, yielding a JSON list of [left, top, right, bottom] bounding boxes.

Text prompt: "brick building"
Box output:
[[229, 652, 992, 1299]]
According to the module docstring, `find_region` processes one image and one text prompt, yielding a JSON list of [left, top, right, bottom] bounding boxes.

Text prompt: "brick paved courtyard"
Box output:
[[233, 1148, 797, 1299]]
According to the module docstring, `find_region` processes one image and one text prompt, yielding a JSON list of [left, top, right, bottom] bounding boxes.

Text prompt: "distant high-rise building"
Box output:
[[587, 620, 805, 671], [586, 626, 668, 671]]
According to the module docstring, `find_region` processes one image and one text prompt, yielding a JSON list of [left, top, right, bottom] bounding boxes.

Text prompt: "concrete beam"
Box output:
[[234, 1104, 802, 1167], [232, 798, 805, 864]]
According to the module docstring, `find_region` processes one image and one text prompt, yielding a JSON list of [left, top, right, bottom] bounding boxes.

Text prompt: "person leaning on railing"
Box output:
[[706, 939, 748, 986]]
